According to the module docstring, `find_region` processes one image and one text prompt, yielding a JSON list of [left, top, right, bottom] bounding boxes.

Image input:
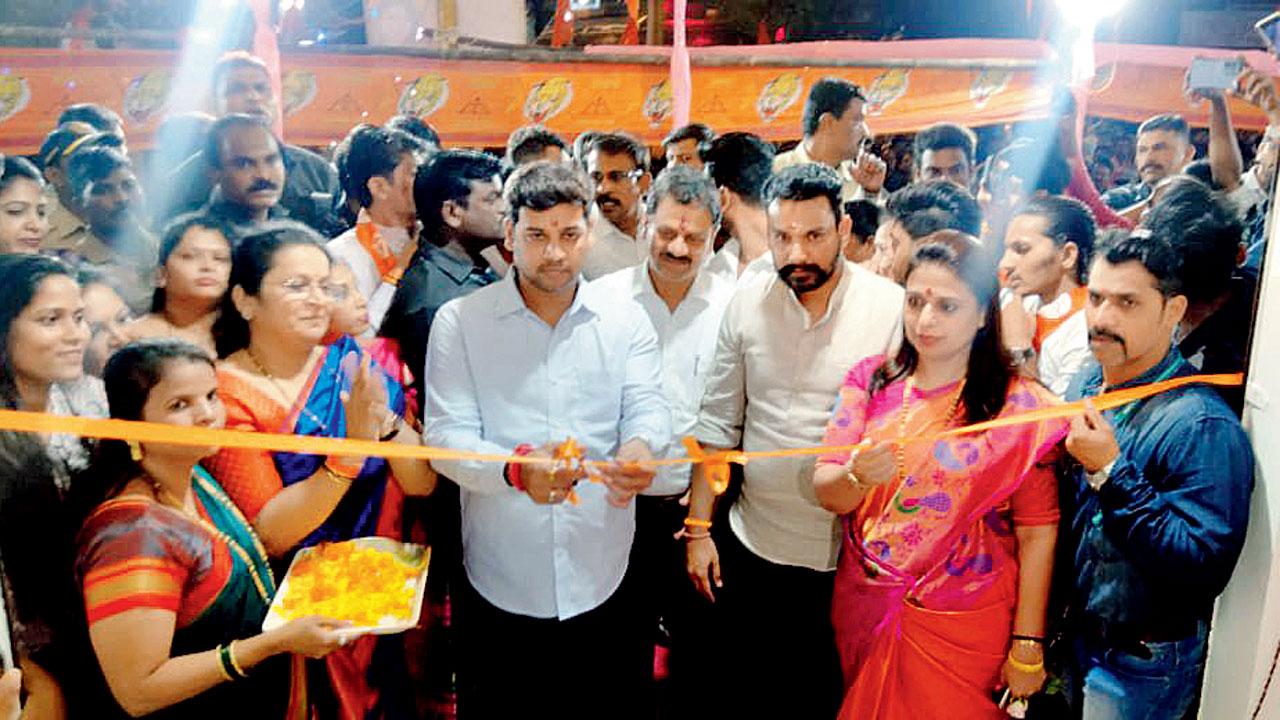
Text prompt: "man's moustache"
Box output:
[[248, 180, 278, 192], [1089, 328, 1127, 347]]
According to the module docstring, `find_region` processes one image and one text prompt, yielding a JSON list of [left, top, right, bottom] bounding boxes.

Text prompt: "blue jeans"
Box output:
[[1072, 621, 1208, 719]]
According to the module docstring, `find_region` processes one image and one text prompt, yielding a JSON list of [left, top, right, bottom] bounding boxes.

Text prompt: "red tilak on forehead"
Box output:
[[923, 287, 937, 299]]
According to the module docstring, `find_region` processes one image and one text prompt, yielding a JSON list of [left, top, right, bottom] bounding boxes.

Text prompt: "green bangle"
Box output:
[[218, 642, 247, 681]]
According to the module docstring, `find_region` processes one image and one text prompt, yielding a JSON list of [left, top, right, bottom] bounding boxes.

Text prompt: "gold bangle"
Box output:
[[324, 457, 362, 479], [683, 517, 712, 529], [1005, 652, 1044, 674], [214, 644, 234, 682], [322, 466, 353, 488], [227, 640, 247, 678], [844, 450, 865, 489]]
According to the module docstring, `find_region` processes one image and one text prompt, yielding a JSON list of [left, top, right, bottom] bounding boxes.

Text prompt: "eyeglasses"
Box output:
[[278, 277, 346, 301]]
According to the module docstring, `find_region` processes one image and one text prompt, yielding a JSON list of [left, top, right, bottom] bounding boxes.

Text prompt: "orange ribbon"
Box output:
[[0, 373, 1242, 489]]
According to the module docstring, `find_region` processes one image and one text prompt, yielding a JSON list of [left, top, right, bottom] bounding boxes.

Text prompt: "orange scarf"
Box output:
[[354, 222, 407, 285], [1033, 286, 1088, 351]]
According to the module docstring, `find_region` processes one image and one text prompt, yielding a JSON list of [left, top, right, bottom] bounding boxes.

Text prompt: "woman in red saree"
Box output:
[[814, 232, 1069, 719]]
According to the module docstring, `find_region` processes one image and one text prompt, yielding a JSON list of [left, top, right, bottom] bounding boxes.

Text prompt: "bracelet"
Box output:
[[325, 457, 362, 479], [683, 517, 712, 530], [844, 450, 864, 489], [683, 531, 712, 541], [218, 643, 246, 681], [506, 444, 535, 492], [1011, 634, 1045, 644], [214, 644, 234, 681], [322, 465, 354, 488], [227, 640, 248, 678], [1005, 652, 1045, 674], [379, 420, 402, 443]]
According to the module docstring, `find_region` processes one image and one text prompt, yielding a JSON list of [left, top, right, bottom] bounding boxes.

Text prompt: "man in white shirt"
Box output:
[[581, 132, 652, 280], [773, 77, 888, 204], [703, 132, 777, 286], [424, 161, 671, 719], [685, 163, 905, 718], [325, 124, 423, 331], [591, 166, 735, 707]]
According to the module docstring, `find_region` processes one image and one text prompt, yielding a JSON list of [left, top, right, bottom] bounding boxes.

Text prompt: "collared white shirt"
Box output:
[[773, 142, 888, 205], [695, 261, 904, 571], [582, 207, 648, 281], [423, 272, 671, 620], [591, 261, 736, 494], [1228, 169, 1269, 220], [705, 237, 774, 287], [327, 212, 417, 331]]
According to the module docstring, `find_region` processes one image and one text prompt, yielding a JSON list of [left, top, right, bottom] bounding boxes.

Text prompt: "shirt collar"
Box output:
[[1084, 345, 1188, 396], [424, 243, 487, 284], [492, 270, 596, 321], [765, 260, 849, 329], [632, 261, 720, 308]]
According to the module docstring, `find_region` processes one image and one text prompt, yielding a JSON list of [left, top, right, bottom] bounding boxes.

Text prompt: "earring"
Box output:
[[128, 440, 143, 462]]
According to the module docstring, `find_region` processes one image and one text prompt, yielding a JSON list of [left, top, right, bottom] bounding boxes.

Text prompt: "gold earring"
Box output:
[[128, 440, 143, 462]]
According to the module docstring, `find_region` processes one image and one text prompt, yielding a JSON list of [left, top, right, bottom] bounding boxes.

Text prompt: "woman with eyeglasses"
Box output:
[[126, 213, 234, 358], [203, 221, 436, 717], [0, 156, 49, 255], [812, 233, 1068, 718]]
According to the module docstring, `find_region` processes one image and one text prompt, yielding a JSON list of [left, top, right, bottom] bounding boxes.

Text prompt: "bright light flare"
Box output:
[[1055, 0, 1130, 29]]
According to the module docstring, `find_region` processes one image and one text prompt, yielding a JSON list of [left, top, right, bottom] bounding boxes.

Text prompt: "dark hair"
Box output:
[[1143, 177, 1242, 304], [213, 221, 330, 357], [335, 124, 421, 210], [1138, 113, 1190, 141], [39, 126, 123, 172], [913, 123, 976, 167], [872, 232, 1010, 424], [585, 132, 650, 171], [0, 155, 44, 195], [86, 338, 217, 506], [1180, 159, 1222, 191], [704, 131, 776, 206], [0, 255, 78, 408], [1094, 228, 1184, 298], [506, 125, 568, 167], [844, 199, 880, 239], [65, 146, 131, 204], [415, 149, 503, 242], [211, 51, 269, 95], [1014, 195, 1097, 283], [644, 165, 722, 226], [504, 161, 593, 224], [57, 103, 123, 135], [884, 180, 982, 238], [763, 163, 844, 221], [385, 114, 441, 149], [152, 213, 235, 313], [572, 130, 602, 169], [204, 113, 279, 170], [663, 123, 716, 155], [802, 77, 865, 137]]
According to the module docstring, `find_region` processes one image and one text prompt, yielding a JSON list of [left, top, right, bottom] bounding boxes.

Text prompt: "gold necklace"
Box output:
[[151, 477, 274, 604], [243, 347, 329, 432], [895, 374, 967, 480]]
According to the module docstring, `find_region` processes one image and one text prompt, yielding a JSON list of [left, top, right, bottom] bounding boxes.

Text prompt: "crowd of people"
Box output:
[[0, 46, 1270, 720]]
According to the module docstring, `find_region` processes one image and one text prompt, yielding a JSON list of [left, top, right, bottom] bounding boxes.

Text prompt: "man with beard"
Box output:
[[581, 132, 652, 280], [1100, 114, 1194, 217], [156, 52, 340, 233], [200, 114, 288, 240], [590, 166, 734, 715], [1063, 228, 1253, 717], [379, 149, 505, 410], [63, 146, 157, 313], [424, 161, 668, 719], [685, 163, 903, 718], [703, 132, 776, 285]]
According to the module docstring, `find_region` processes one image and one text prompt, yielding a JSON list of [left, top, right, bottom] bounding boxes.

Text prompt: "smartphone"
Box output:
[[1188, 56, 1245, 92], [1256, 11, 1280, 56]]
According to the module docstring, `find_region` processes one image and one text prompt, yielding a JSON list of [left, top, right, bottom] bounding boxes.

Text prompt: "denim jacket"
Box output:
[[1066, 348, 1254, 631]]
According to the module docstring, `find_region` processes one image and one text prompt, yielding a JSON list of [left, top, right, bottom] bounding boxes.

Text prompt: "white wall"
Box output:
[[364, 0, 529, 46], [1202, 187, 1280, 719]]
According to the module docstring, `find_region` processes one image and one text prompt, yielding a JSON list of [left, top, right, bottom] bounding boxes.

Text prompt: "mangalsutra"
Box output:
[[895, 374, 966, 480], [244, 347, 330, 432]]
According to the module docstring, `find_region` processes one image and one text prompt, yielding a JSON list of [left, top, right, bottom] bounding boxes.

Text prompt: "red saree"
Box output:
[[818, 356, 1068, 720]]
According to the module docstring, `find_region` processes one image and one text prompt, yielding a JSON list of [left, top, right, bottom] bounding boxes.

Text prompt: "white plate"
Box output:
[[262, 537, 430, 640]]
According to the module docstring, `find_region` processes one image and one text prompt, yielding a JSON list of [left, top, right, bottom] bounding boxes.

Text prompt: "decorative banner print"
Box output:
[[523, 77, 573, 123], [282, 70, 318, 117], [396, 74, 450, 118], [0, 73, 30, 124], [756, 72, 803, 123], [970, 69, 1013, 109], [122, 70, 170, 125], [1090, 63, 1117, 94], [643, 78, 673, 128], [866, 68, 910, 116]]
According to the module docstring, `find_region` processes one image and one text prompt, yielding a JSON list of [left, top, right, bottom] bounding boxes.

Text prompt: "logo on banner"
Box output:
[[397, 75, 450, 118], [524, 77, 573, 123], [970, 69, 1012, 109], [0, 74, 30, 124], [1090, 63, 1117, 94], [865, 69, 910, 116], [282, 70, 318, 116], [122, 71, 171, 124], [643, 79, 673, 127], [756, 73, 802, 123]]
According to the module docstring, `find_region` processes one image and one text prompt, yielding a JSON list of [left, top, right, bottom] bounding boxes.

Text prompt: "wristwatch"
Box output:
[[1086, 459, 1117, 491], [1009, 347, 1037, 365]]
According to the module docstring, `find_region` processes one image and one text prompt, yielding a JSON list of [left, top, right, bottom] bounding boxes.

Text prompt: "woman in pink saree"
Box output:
[[814, 232, 1069, 719]]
